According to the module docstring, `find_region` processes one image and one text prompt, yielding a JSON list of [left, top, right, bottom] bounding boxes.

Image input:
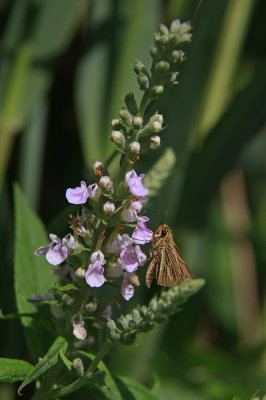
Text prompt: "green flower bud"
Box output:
[[107, 319, 116, 330], [150, 44, 158, 57], [119, 109, 132, 125], [62, 294, 74, 306], [129, 141, 140, 155], [111, 130, 125, 148], [155, 61, 170, 72], [172, 50, 185, 63], [85, 302, 97, 312], [134, 59, 145, 74], [150, 135, 161, 149], [170, 19, 181, 34], [75, 268, 86, 278], [121, 332, 136, 345], [111, 118, 121, 129], [159, 24, 169, 35], [103, 201, 115, 215], [133, 116, 143, 129], [151, 85, 164, 97], [137, 73, 149, 90], [99, 176, 113, 191], [73, 358, 84, 377]]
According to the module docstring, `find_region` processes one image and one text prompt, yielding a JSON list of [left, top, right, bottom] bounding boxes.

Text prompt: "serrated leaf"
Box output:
[[125, 92, 138, 115], [0, 358, 34, 383], [78, 351, 123, 400], [18, 336, 68, 394], [14, 184, 59, 359], [115, 376, 158, 400]]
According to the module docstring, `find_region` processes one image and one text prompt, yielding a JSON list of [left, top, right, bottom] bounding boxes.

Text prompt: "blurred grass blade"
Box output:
[[197, 0, 255, 138], [176, 60, 266, 228], [18, 100, 48, 210]]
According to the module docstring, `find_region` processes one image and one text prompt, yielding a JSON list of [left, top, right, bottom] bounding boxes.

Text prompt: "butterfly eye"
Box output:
[[161, 229, 167, 236]]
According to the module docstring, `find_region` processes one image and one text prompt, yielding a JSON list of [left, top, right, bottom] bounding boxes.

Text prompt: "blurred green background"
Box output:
[[0, 0, 266, 399]]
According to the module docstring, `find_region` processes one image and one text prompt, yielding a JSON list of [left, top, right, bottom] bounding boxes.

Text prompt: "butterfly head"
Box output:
[[154, 224, 171, 238]]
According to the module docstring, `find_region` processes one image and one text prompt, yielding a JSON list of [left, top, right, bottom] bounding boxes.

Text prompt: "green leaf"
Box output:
[[78, 351, 123, 400], [55, 283, 79, 291], [14, 184, 59, 359], [59, 350, 73, 371], [0, 358, 34, 383], [115, 376, 158, 400], [125, 92, 138, 115], [18, 336, 68, 394]]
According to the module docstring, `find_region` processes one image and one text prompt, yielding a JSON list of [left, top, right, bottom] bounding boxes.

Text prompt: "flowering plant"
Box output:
[[1, 18, 204, 399]]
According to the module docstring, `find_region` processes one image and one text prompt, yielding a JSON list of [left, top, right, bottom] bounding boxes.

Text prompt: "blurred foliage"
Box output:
[[0, 0, 266, 399]]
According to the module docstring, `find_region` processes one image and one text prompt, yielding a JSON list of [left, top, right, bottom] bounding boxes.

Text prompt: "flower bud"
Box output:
[[73, 358, 84, 376], [107, 319, 116, 330], [62, 294, 74, 305], [111, 130, 125, 148], [172, 50, 185, 63], [134, 59, 145, 74], [73, 321, 87, 340], [170, 19, 181, 34], [103, 201, 115, 215], [151, 85, 164, 96], [151, 113, 163, 124], [111, 118, 121, 129], [129, 141, 140, 155], [92, 161, 105, 177], [159, 24, 169, 35], [150, 135, 161, 149], [119, 109, 132, 125], [137, 73, 149, 90], [75, 267, 86, 278], [150, 44, 158, 57], [133, 116, 143, 129], [85, 302, 97, 312], [150, 121, 162, 133], [99, 176, 113, 191], [170, 72, 178, 83], [155, 61, 170, 72]]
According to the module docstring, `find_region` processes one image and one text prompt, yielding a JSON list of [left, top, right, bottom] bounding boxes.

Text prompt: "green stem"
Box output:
[[139, 91, 151, 116]]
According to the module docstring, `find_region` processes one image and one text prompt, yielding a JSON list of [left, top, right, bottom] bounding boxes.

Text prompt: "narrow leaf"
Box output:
[[55, 283, 78, 291], [14, 184, 58, 359], [0, 358, 34, 383], [59, 350, 73, 371], [18, 336, 68, 394]]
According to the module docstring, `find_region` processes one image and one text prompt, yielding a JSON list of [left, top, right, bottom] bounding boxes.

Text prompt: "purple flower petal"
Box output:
[[90, 250, 106, 265], [135, 245, 147, 266], [125, 170, 148, 196], [132, 220, 153, 244], [34, 244, 52, 256], [121, 207, 138, 222], [85, 261, 105, 287], [66, 181, 89, 204], [120, 245, 139, 273], [88, 183, 99, 200], [121, 278, 134, 301], [46, 243, 68, 265]]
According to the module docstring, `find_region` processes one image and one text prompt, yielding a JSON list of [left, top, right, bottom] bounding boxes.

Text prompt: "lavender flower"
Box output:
[[132, 216, 153, 244], [125, 170, 148, 196], [121, 200, 143, 222], [35, 234, 75, 265], [120, 244, 146, 273], [66, 181, 89, 204], [85, 250, 106, 287]]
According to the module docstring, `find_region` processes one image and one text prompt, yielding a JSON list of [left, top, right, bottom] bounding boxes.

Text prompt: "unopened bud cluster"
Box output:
[[107, 279, 204, 345]]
